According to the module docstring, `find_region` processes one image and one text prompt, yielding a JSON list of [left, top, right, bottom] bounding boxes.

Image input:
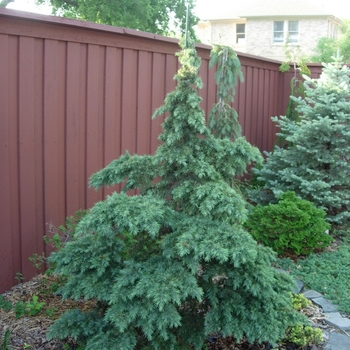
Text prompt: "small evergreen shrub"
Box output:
[[291, 293, 311, 311], [245, 191, 332, 255], [285, 324, 323, 347], [284, 294, 323, 347]]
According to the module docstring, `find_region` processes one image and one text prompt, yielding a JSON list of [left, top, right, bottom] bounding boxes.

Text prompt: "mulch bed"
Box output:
[[0, 274, 329, 349]]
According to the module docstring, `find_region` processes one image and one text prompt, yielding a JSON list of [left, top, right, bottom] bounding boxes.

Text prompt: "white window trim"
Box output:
[[236, 23, 246, 45], [272, 20, 299, 44]]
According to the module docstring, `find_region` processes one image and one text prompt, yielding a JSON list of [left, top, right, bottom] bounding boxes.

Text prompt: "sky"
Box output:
[[6, 0, 350, 20], [194, 0, 350, 19]]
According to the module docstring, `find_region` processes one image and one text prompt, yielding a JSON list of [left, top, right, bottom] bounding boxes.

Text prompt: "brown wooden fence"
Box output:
[[0, 8, 324, 293]]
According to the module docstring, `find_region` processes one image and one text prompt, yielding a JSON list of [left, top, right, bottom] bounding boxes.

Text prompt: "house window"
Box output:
[[236, 23, 245, 44], [273, 21, 284, 43], [273, 20, 299, 43], [288, 21, 299, 42]]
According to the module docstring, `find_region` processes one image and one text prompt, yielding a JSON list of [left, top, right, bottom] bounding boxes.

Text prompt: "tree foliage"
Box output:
[[36, 0, 198, 37], [252, 56, 350, 225], [208, 45, 243, 140], [311, 20, 350, 63], [47, 41, 302, 349]]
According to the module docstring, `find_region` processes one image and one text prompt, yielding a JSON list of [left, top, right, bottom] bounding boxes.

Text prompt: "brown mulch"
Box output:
[[0, 274, 332, 350], [0, 274, 95, 349]]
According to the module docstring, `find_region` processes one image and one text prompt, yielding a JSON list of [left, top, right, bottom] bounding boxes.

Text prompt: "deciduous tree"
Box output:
[[36, 0, 198, 37], [311, 20, 350, 63]]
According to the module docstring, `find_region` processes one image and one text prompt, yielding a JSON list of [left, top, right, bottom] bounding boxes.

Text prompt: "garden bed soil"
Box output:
[[0, 274, 330, 350]]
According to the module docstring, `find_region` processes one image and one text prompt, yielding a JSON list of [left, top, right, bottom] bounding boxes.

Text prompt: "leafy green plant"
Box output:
[[279, 36, 310, 76], [28, 253, 45, 270], [46, 41, 303, 349], [14, 272, 24, 284], [285, 324, 323, 347], [12, 295, 45, 319], [14, 301, 27, 319], [45, 210, 88, 251], [45, 307, 59, 319], [1, 330, 10, 350], [245, 191, 332, 255], [291, 293, 311, 310], [0, 296, 12, 312], [28, 210, 88, 277], [25, 295, 45, 316]]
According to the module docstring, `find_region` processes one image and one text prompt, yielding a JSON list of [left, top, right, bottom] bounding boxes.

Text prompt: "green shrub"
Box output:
[[291, 293, 311, 310], [286, 324, 323, 347], [245, 191, 332, 255], [46, 42, 302, 349], [284, 294, 323, 347]]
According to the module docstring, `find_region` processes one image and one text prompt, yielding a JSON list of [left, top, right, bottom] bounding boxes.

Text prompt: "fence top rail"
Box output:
[[0, 7, 291, 68]]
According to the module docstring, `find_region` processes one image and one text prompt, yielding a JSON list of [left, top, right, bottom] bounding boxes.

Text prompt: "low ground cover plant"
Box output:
[[244, 191, 332, 255], [45, 42, 303, 349], [276, 239, 350, 314]]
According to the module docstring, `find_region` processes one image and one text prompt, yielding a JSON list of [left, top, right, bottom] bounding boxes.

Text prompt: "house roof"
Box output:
[[201, 0, 334, 20]]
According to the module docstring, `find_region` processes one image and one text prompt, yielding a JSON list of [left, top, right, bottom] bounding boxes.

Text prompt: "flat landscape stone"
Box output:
[[324, 332, 350, 350], [292, 277, 304, 294], [302, 289, 323, 299], [312, 297, 338, 312], [324, 312, 350, 331]]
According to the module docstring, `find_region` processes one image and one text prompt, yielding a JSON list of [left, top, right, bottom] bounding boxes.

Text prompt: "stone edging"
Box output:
[[291, 274, 350, 350]]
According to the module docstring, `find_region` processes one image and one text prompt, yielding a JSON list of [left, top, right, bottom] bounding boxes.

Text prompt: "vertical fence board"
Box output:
[[65, 42, 83, 216], [151, 53, 166, 154], [86, 44, 104, 209], [78, 44, 88, 209], [7, 34, 21, 286], [137, 51, 153, 155], [237, 65, 247, 133], [0, 34, 13, 289], [244, 66, 253, 143], [256, 68, 265, 149], [33, 38, 45, 273], [44, 39, 60, 232], [121, 49, 138, 155], [103, 46, 122, 197], [43, 39, 66, 256], [18, 36, 38, 279], [165, 53, 177, 110], [262, 69, 270, 152]]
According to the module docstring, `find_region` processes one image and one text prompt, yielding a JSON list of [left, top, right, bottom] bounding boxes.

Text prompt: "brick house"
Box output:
[[196, 0, 341, 61]]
